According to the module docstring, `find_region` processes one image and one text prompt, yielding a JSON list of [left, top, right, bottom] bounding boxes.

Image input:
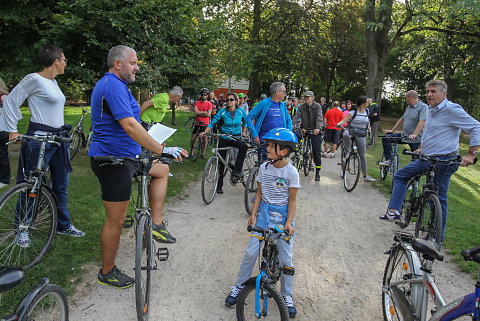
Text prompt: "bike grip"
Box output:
[[247, 225, 253, 232], [461, 245, 480, 259]]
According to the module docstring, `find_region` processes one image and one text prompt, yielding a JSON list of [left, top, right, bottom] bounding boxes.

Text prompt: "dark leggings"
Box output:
[[0, 131, 9, 184], [217, 137, 248, 189]]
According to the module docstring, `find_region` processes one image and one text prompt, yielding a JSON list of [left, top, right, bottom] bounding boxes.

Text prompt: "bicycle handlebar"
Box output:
[[378, 135, 409, 140], [402, 149, 477, 165], [247, 225, 290, 238], [7, 134, 72, 146], [94, 153, 181, 167]]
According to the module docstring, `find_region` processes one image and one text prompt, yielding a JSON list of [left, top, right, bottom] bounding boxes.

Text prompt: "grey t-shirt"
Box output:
[[402, 100, 427, 143]]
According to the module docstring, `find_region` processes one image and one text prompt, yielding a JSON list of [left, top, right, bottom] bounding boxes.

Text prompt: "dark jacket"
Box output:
[[292, 101, 323, 130], [368, 102, 380, 122]]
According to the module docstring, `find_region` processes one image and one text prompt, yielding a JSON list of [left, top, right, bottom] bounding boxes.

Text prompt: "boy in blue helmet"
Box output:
[[225, 127, 300, 318]]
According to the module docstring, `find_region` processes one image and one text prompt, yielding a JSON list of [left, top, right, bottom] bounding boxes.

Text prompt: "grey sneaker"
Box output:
[[364, 175, 376, 182], [379, 159, 391, 166], [97, 265, 134, 289], [57, 224, 85, 237], [152, 221, 176, 243]]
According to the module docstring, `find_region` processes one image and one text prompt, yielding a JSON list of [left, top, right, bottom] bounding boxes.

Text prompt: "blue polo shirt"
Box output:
[[88, 72, 141, 157], [258, 101, 284, 138]]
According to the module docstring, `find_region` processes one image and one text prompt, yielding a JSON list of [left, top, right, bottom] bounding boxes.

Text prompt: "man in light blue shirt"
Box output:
[[380, 80, 479, 242]]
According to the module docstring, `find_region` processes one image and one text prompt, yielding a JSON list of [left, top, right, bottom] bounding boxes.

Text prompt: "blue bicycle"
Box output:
[[236, 225, 292, 320], [382, 232, 480, 321], [378, 135, 409, 190]]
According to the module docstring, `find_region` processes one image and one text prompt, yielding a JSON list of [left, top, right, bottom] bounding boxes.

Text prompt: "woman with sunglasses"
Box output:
[[200, 93, 255, 194]]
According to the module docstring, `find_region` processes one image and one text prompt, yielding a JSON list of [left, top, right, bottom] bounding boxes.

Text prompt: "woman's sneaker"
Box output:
[[57, 224, 85, 237], [283, 295, 297, 318], [225, 285, 243, 307], [364, 175, 376, 182], [97, 265, 134, 289]]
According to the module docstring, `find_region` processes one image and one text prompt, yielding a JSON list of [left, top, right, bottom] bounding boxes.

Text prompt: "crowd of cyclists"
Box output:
[[0, 43, 478, 320]]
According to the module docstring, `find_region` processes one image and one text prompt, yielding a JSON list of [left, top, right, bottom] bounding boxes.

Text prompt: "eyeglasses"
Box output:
[[58, 58, 68, 63], [278, 90, 287, 93], [226, 98, 236, 102]]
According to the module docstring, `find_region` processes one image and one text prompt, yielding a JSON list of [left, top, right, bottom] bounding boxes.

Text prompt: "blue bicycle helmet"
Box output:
[[262, 128, 298, 150]]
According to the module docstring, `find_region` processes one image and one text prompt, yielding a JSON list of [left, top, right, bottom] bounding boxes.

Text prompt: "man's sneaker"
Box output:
[[283, 295, 297, 318], [16, 231, 31, 248], [379, 159, 391, 166], [0, 182, 8, 189], [364, 175, 376, 182], [201, 154, 206, 159], [152, 222, 176, 243], [379, 210, 402, 223], [225, 285, 243, 307], [321, 152, 328, 158], [315, 172, 320, 182], [329, 153, 335, 158], [57, 224, 85, 237], [97, 265, 134, 289]]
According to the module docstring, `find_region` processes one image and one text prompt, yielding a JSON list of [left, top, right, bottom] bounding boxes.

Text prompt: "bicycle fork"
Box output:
[[255, 271, 268, 318]]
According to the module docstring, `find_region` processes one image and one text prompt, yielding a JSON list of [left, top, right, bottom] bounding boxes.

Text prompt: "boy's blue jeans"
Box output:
[[235, 215, 294, 297], [387, 156, 459, 242], [18, 139, 72, 231]]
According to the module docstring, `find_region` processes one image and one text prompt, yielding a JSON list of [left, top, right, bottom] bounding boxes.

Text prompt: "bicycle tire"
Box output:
[[185, 117, 195, 134], [382, 245, 420, 321], [241, 150, 258, 188], [244, 166, 259, 215], [303, 148, 313, 177], [391, 154, 400, 190], [398, 179, 418, 229], [22, 283, 69, 321], [191, 137, 201, 162], [69, 131, 82, 161], [379, 154, 388, 181], [366, 131, 375, 148], [339, 145, 347, 178], [0, 183, 57, 269], [343, 154, 360, 192], [236, 282, 289, 321], [135, 214, 152, 321], [415, 193, 442, 245], [201, 157, 219, 204], [85, 132, 93, 153]]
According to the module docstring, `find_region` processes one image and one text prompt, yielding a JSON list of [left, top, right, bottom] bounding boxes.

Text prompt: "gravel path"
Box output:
[[69, 156, 473, 320]]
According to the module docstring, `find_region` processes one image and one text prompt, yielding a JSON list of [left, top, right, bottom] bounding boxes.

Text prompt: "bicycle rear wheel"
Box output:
[[69, 131, 82, 161], [236, 282, 289, 321], [135, 214, 152, 321], [244, 166, 259, 215], [382, 244, 421, 321], [0, 183, 57, 269], [343, 154, 360, 192], [22, 283, 69, 321], [415, 194, 442, 245], [201, 157, 219, 204]]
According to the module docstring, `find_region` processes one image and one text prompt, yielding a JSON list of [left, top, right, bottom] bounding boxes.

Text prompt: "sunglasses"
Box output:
[[226, 98, 236, 102], [201, 93, 208, 96]]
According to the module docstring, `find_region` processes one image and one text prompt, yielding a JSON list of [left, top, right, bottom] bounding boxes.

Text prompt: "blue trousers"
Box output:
[[388, 156, 459, 241], [18, 139, 72, 230]]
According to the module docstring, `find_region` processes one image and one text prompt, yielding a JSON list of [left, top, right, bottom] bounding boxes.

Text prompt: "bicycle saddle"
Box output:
[[412, 238, 444, 261], [0, 266, 25, 293]]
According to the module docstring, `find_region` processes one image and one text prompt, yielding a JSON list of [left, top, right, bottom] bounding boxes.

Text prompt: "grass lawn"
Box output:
[[365, 117, 480, 275], [0, 106, 206, 315]]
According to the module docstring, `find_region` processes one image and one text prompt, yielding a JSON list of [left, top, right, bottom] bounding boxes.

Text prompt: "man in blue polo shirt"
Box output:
[[89, 45, 185, 289], [380, 79, 480, 243], [246, 82, 292, 159]]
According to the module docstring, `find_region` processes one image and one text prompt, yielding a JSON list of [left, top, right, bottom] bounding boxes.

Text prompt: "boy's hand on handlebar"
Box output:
[[247, 215, 256, 227], [284, 223, 294, 236]]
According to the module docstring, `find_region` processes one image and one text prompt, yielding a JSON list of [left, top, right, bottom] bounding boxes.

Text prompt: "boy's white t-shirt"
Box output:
[[256, 161, 300, 206]]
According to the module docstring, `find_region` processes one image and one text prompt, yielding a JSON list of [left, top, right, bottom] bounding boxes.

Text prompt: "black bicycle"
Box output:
[[298, 129, 315, 176], [0, 266, 68, 320], [236, 225, 292, 321], [397, 150, 476, 244], [244, 144, 265, 215], [342, 135, 361, 192], [185, 115, 195, 134], [0, 135, 71, 269], [95, 153, 173, 321], [69, 106, 93, 161]]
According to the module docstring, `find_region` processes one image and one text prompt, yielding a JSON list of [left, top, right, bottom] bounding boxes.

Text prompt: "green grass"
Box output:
[[365, 117, 480, 276], [0, 106, 206, 315]]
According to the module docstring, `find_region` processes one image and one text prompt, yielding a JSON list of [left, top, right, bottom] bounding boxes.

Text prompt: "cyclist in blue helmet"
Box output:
[[225, 127, 300, 318]]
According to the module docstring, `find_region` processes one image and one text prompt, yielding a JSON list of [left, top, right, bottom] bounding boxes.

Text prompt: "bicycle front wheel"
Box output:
[[22, 283, 69, 321], [415, 194, 442, 245], [366, 131, 374, 148], [69, 131, 82, 161], [185, 117, 194, 134], [382, 245, 420, 321], [201, 157, 219, 204], [303, 151, 313, 177], [398, 179, 418, 229], [391, 154, 400, 190], [379, 154, 388, 181], [135, 214, 152, 321], [0, 183, 57, 269], [236, 282, 289, 321], [244, 166, 259, 215], [343, 154, 360, 192]]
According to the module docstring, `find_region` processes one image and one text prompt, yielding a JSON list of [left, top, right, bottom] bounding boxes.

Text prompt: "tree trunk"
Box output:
[[248, 0, 262, 99]]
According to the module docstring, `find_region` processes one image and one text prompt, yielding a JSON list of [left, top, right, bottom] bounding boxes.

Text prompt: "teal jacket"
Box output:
[[208, 107, 255, 138], [246, 97, 293, 138]]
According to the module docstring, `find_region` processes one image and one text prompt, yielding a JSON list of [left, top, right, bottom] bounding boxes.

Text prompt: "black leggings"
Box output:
[[217, 137, 248, 189]]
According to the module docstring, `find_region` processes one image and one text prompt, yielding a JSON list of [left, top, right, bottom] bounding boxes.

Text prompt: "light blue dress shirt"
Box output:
[[421, 99, 480, 156]]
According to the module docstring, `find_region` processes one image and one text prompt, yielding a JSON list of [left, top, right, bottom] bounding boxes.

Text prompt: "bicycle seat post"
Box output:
[[139, 158, 150, 210]]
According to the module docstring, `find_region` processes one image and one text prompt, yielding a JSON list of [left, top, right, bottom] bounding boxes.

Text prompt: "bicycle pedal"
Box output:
[[282, 266, 295, 276], [123, 215, 134, 228], [156, 247, 169, 261]]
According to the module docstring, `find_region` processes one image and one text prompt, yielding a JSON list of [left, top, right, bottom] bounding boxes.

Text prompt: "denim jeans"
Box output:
[[388, 156, 459, 241], [382, 133, 420, 161], [18, 139, 72, 230], [235, 216, 294, 297]]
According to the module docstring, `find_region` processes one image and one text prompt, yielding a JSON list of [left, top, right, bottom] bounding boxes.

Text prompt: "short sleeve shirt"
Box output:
[[256, 162, 300, 207], [401, 101, 427, 143], [324, 108, 344, 130], [88, 72, 141, 157], [195, 100, 212, 126]]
